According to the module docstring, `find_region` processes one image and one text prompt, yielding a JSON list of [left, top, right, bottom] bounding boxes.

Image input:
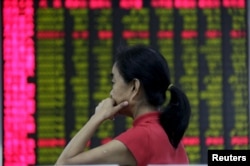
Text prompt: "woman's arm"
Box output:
[[55, 98, 136, 165]]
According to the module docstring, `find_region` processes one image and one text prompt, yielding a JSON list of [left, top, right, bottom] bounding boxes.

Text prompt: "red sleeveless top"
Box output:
[[115, 112, 189, 166]]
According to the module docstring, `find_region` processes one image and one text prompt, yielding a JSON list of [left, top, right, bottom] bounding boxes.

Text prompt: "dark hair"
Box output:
[[115, 45, 191, 148]]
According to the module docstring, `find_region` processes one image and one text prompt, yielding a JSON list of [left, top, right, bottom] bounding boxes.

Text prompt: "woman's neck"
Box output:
[[132, 100, 158, 119]]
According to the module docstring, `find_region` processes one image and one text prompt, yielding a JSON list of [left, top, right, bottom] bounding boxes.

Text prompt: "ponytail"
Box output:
[[159, 85, 191, 149]]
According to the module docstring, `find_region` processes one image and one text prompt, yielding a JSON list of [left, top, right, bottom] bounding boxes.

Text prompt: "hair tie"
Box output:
[[168, 84, 173, 90]]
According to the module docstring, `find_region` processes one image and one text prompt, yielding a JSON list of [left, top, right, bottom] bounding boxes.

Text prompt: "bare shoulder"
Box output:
[[58, 139, 136, 165]]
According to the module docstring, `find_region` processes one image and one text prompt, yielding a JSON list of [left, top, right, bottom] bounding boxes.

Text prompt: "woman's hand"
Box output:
[[56, 98, 130, 165], [94, 98, 128, 121]]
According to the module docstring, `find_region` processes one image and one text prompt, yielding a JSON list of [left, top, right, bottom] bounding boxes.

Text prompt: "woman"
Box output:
[[56, 45, 191, 165]]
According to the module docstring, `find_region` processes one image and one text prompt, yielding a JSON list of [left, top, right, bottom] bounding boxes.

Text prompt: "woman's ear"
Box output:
[[130, 78, 141, 100]]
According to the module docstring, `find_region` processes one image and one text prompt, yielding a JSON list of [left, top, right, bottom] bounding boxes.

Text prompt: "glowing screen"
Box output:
[[1, 0, 249, 165]]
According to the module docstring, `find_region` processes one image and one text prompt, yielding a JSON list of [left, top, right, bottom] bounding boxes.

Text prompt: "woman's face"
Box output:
[[110, 64, 131, 105], [109, 64, 135, 117]]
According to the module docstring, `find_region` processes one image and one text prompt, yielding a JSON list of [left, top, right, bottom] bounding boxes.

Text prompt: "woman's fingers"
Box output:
[[113, 101, 128, 112], [109, 101, 129, 120], [94, 98, 128, 121]]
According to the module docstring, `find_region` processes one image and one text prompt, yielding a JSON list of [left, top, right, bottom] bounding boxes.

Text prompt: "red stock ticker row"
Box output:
[[36, 0, 245, 9], [36, 30, 246, 40], [37, 136, 249, 148]]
